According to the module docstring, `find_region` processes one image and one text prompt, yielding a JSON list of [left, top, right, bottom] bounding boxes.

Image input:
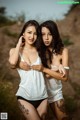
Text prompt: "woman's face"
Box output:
[[23, 25, 37, 45], [41, 27, 53, 47]]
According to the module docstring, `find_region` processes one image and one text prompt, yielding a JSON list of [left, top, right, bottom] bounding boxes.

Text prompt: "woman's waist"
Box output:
[[46, 80, 62, 90], [16, 85, 48, 100], [46, 78, 62, 85], [19, 79, 47, 91], [18, 69, 43, 77], [20, 75, 45, 84]]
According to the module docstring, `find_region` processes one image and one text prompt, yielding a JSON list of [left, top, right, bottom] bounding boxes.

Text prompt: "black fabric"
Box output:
[[17, 96, 46, 108]]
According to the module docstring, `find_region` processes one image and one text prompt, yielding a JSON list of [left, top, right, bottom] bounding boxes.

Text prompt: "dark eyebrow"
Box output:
[[27, 30, 32, 32], [27, 30, 37, 34]]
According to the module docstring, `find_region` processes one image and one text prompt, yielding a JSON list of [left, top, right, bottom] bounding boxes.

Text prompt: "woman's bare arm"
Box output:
[[43, 48, 69, 81], [32, 48, 69, 81], [43, 67, 68, 81], [8, 36, 23, 68], [31, 64, 67, 81]]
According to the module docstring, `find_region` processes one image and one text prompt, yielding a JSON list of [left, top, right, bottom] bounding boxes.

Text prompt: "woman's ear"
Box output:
[[22, 33, 25, 39]]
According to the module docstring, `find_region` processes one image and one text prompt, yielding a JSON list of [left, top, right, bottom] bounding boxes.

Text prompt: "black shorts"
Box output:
[[17, 96, 46, 108]]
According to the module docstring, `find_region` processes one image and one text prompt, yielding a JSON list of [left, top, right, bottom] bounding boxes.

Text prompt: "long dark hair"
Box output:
[[38, 20, 64, 68], [17, 20, 40, 47]]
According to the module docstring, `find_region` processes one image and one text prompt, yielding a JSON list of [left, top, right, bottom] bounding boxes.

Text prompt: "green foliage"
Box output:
[[0, 15, 16, 27], [0, 7, 16, 26], [62, 38, 73, 46], [0, 7, 6, 15], [0, 15, 12, 25], [0, 15, 8, 23], [0, 82, 13, 111], [0, 81, 24, 120], [0, 7, 25, 26], [64, 96, 77, 113], [0, 7, 9, 25]]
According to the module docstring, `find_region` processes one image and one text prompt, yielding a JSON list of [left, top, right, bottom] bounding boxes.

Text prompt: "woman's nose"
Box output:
[[45, 35, 48, 39], [31, 34, 34, 38]]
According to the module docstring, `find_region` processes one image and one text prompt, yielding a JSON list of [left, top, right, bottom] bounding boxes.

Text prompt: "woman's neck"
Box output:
[[24, 43, 35, 50]]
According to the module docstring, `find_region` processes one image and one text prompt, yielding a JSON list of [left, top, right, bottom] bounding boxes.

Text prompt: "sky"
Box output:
[[0, 0, 73, 21]]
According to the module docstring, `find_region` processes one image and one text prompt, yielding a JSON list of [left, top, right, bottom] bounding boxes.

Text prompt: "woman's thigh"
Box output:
[[50, 99, 70, 120], [18, 99, 41, 120], [37, 99, 49, 120]]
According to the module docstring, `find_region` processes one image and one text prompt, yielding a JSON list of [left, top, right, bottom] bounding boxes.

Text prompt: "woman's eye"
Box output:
[[48, 33, 52, 35], [28, 32, 31, 34]]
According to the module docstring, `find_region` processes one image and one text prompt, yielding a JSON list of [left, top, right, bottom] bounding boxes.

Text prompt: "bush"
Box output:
[[0, 81, 24, 120], [64, 96, 77, 114], [62, 38, 73, 46]]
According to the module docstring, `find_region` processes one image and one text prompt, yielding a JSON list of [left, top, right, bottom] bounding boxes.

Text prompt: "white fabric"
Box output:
[[64, 66, 69, 70], [16, 54, 48, 100], [46, 65, 63, 103]]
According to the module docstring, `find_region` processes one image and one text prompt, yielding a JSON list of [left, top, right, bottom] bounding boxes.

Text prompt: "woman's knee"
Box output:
[[37, 108, 48, 120]]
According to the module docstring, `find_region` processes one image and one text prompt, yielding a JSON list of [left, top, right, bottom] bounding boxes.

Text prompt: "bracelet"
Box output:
[[64, 66, 69, 69]]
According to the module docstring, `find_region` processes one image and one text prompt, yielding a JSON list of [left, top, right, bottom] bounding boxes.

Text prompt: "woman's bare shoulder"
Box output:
[[62, 47, 68, 54]]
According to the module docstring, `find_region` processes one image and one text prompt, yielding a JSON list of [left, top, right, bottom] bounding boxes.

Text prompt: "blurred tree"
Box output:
[[0, 7, 16, 26], [0, 7, 6, 15], [16, 12, 25, 23], [0, 7, 8, 25]]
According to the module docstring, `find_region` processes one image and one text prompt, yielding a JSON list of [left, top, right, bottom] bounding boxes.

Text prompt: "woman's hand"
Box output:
[[45, 74, 51, 78], [19, 61, 31, 71], [31, 64, 44, 71], [58, 64, 66, 77], [17, 36, 24, 47]]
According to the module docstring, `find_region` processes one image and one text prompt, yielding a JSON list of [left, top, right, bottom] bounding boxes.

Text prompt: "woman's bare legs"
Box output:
[[18, 99, 41, 120], [50, 99, 70, 120], [37, 99, 49, 120]]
